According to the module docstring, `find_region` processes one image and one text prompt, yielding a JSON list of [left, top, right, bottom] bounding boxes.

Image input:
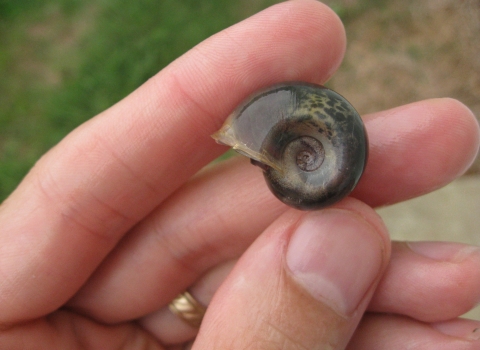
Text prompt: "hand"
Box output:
[[1, 1, 479, 349]]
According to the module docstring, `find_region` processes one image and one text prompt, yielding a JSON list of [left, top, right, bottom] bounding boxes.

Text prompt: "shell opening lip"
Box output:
[[250, 158, 271, 172], [235, 148, 282, 172], [212, 125, 282, 171]]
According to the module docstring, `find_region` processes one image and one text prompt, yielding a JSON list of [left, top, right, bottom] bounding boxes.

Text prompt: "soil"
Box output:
[[325, 0, 480, 173]]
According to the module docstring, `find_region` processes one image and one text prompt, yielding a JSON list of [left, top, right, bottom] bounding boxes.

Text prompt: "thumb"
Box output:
[[193, 198, 390, 350]]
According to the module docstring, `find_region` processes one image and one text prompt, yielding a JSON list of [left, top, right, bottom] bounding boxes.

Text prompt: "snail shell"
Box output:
[[212, 82, 368, 210]]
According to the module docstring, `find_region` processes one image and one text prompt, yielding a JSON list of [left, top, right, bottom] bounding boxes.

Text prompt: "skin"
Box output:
[[0, 1, 479, 349]]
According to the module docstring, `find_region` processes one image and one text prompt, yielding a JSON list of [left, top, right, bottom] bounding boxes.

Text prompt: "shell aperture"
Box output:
[[212, 82, 368, 210]]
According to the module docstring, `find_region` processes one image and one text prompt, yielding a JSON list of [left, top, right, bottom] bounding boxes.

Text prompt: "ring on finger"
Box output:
[[169, 291, 207, 328]]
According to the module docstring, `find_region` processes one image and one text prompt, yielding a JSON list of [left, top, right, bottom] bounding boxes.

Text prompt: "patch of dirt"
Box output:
[[325, 0, 480, 174]]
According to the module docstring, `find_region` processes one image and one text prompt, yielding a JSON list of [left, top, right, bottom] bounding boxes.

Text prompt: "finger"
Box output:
[[140, 260, 237, 346], [69, 156, 284, 322], [368, 241, 480, 322], [70, 98, 479, 323], [354, 98, 479, 207], [0, 0, 346, 325], [192, 198, 390, 349], [432, 318, 480, 342], [0, 311, 163, 350], [347, 314, 480, 350]]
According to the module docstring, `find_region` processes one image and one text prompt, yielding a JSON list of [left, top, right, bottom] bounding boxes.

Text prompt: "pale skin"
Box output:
[[1, 1, 480, 349]]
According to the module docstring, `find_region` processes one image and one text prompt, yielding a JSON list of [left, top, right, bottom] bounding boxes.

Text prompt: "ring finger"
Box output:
[[141, 260, 237, 346]]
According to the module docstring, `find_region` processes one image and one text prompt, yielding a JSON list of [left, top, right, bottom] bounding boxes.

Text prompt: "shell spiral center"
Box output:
[[286, 136, 325, 172]]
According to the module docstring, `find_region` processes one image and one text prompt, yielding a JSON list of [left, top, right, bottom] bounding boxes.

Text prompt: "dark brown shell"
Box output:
[[212, 82, 368, 210]]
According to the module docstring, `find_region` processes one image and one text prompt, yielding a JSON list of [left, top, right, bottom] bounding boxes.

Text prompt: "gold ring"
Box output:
[[169, 291, 206, 328]]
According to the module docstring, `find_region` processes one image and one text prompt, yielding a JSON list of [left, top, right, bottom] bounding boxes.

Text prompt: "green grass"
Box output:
[[0, 0, 279, 201]]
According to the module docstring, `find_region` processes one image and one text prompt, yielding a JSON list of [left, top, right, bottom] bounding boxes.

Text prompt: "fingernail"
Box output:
[[286, 209, 385, 316], [407, 241, 480, 262], [433, 319, 480, 341]]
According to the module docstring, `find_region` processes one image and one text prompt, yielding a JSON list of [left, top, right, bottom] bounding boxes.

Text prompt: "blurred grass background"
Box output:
[[0, 0, 280, 199], [0, 0, 479, 201]]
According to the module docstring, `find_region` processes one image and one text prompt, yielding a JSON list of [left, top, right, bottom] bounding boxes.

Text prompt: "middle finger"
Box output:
[[69, 98, 479, 323]]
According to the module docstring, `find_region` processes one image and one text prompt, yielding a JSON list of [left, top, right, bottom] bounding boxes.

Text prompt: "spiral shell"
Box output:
[[212, 82, 368, 210]]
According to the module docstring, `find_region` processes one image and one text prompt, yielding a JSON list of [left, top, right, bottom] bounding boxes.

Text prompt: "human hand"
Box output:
[[1, 1, 479, 349]]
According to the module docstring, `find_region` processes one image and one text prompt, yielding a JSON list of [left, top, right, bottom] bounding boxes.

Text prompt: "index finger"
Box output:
[[0, 0, 346, 325]]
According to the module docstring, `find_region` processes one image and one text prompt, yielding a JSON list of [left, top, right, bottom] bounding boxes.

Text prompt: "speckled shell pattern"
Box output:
[[212, 82, 368, 210]]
